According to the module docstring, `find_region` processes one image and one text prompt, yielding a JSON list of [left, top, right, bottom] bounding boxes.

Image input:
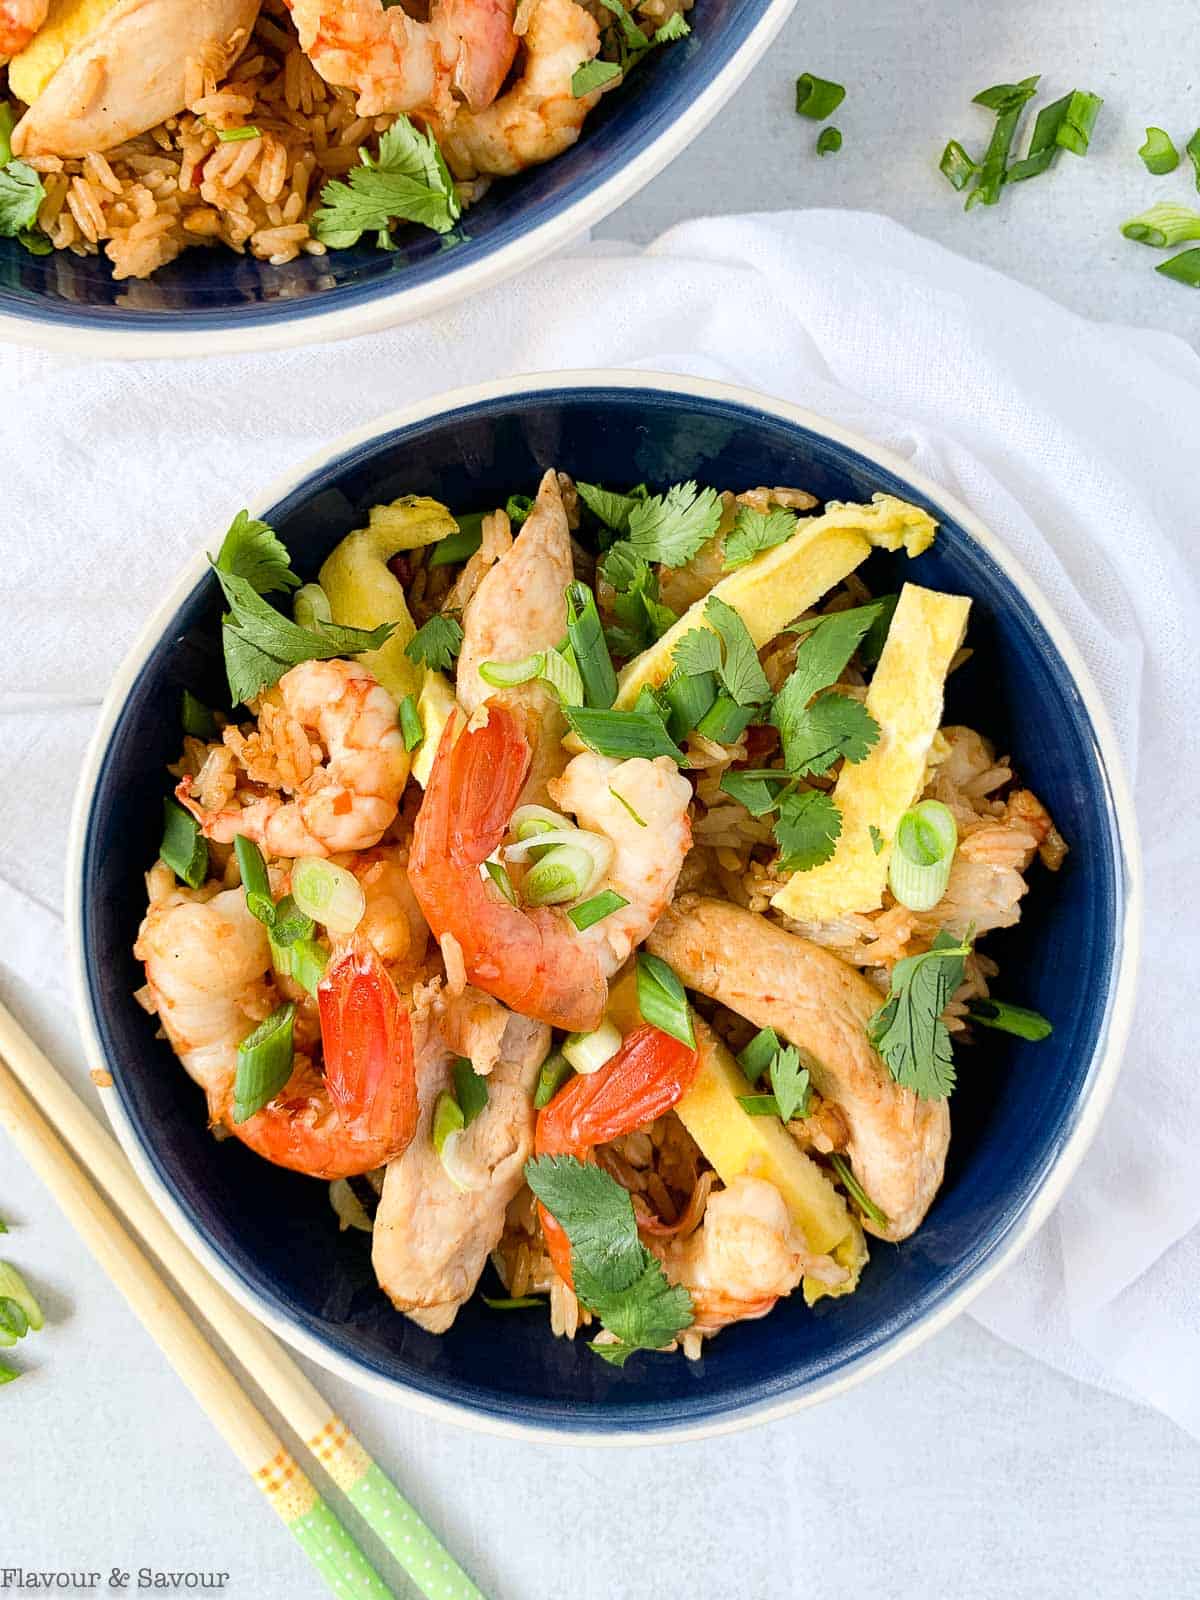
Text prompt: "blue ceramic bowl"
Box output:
[[0, 0, 794, 357], [68, 374, 1139, 1441]]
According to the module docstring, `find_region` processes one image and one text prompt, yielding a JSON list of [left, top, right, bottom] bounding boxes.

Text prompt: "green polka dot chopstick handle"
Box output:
[[258, 1460, 395, 1600]]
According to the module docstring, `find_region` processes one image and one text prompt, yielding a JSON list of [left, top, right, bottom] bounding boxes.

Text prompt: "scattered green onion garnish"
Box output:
[[292, 856, 366, 934], [0, 1362, 17, 1384], [0, 1298, 28, 1340], [0, 1263, 43, 1333], [695, 692, 755, 745], [887, 800, 957, 911], [540, 646, 585, 707], [288, 938, 330, 999], [1121, 202, 1200, 246], [966, 998, 1053, 1039], [452, 1057, 489, 1127], [534, 1051, 573, 1108], [217, 125, 262, 142], [737, 1027, 781, 1083], [234, 834, 275, 927], [563, 1019, 623, 1076], [506, 494, 534, 526], [232, 1003, 295, 1123], [662, 667, 718, 742], [293, 582, 333, 632], [966, 75, 1040, 209], [566, 582, 619, 709], [428, 517, 484, 567], [0, 1218, 8, 1234], [568, 889, 629, 931], [482, 1295, 545, 1310], [608, 787, 647, 827], [524, 844, 596, 907], [1187, 128, 1200, 190], [159, 797, 208, 889], [816, 126, 842, 156], [795, 73, 845, 120], [1157, 248, 1200, 286], [1139, 127, 1179, 174], [478, 653, 543, 688], [562, 703, 685, 764], [181, 689, 218, 740], [828, 1153, 889, 1229], [1007, 89, 1102, 179], [398, 693, 423, 751], [940, 140, 979, 191], [737, 1095, 784, 1117], [432, 1090, 464, 1156], [484, 858, 517, 904], [635, 952, 694, 1048]]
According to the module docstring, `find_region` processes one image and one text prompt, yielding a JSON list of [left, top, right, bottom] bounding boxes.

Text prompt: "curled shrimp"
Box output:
[[137, 889, 417, 1180], [0, 0, 48, 65], [435, 0, 603, 179], [178, 658, 408, 858], [285, 0, 518, 118], [534, 1023, 700, 1287], [408, 702, 608, 1032]]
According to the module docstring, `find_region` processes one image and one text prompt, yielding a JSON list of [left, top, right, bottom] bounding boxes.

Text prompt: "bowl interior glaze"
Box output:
[[77, 385, 1128, 1435]]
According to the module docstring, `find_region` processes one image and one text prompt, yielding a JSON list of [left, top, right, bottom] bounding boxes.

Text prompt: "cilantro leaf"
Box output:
[[783, 601, 888, 700], [572, 58, 623, 97], [704, 595, 771, 706], [773, 788, 842, 871], [769, 1045, 812, 1121], [311, 115, 460, 248], [738, 1026, 782, 1082], [598, 0, 650, 49], [404, 614, 463, 671], [673, 627, 723, 677], [718, 768, 793, 817], [722, 504, 798, 568], [578, 483, 644, 535], [214, 510, 300, 595], [600, 542, 677, 655], [627, 481, 723, 567], [653, 11, 690, 41], [526, 1155, 693, 1364], [0, 160, 45, 237], [867, 930, 972, 1100]]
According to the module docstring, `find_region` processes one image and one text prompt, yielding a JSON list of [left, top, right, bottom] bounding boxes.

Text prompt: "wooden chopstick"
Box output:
[[0, 1000, 487, 1600]]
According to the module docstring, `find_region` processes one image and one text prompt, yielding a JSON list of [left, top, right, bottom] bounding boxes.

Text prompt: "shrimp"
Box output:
[[408, 702, 608, 1031], [535, 1023, 700, 1287], [137, 890, 418, 1180], [650, 1176, 838, 1334], [352, 845, 430, 978], [284, 0, 517, 120], [0, 0, 47, 65], [178, 658, 408, 859], [647, 896, 950, 1241], [435, 0, 603, 179], [456, 467, 575, 810]]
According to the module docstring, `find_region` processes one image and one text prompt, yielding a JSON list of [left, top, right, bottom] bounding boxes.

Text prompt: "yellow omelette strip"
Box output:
[[771, 581, 971, 922], [9, 0, 118, 104], [613, 494, 938, 711]]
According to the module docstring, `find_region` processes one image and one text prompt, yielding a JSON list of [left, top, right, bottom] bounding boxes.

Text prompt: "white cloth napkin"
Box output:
[[1, 210, 1198, 1435]]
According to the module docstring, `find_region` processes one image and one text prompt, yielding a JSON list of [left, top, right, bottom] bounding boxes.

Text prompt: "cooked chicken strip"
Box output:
[[372, 1005, 549, 1332], [646, 895, 949, 1242], [12, 0, 261, 158], [455, 467, 573, 808]]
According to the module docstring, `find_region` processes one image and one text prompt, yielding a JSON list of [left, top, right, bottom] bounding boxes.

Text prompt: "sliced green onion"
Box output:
[[566, 582, 619, 709], [1121, 202, 1200, 247], [217, 124, 262, 142], [829, 1152, 889, 1229], [662, 667, 718, 742], [432, 1092, 483, 1191], [966, 75, 1040, 208], [329, 1178, 375, 1234], [608, 787, 647, 827], [270, 894, 314, 948], [505, 824, 612, 875], [1139, 127, 1179, 174], [534, 1051, 573, 1108], [0, 1313, 16, 1349], [232, 1003, 295, 1123], [1053, 89, 1102, 156], [484, 858, 517, 903], [452, 1057, 489, 1127], [482, 1294, 545, 1309], [636, 952, 694, 1048], [0, 1298, 28, 1339], [568, 889, 629, 931], [0, 1267, 39, 1334], [816, 126, 842, 156], [524, 844, 597, 906], [479, 652, 543, 688], [695, 692, 756, 745], [737, 1026, 781, 1084], [181, 689, 218, 740], [1007, 89, 1102, 179], [738, 1094, 784, 1117], [1188, 128, 1200, 190], [159, 798, 208, 889], [512, 804, 570, 841], [234, 834, 275, 927], [0, 1362, 17, 1384], [563, 1018, 622, 1076], [888, 799, 957, 911], [288, 938, 329, 998], [1157, 248, 1200, 286], [0, 103, 15, 167], [563, 702, 685, 765], [540, 646, 585, 707], [0, 1218, 8, 1234], [940, 140, 978, 191], [293, 582, 333, 632], [398, 693, 423, 751], [795, 73, 845, 119], [292, 857, 366, 934], [966, 998, 1053, 1040], [506, 494, 534, 526], [428, 516, 484, 567]]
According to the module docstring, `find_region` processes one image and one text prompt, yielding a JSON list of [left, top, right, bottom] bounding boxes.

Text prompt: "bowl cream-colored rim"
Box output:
[[0, 0, 797, 362], [66, 370, 1143, 1445]]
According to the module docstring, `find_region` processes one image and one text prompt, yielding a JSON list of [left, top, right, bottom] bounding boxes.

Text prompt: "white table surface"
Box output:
[[5, 2, 1200, 1595]]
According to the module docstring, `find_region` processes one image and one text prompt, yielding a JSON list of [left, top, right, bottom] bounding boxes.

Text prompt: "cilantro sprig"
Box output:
[[722, 504, 798, 568], [626, 480, 723, 567], [867, 929, 973, 1100], [598, 542, 677, 656], [211, 512, 395, 705], [674, 595, 771, 708], [771, 604, 883, 779], [404, 613, 463, 672], [525, 1155, 693, 1365], [571, 1, 691, 98], [311, 116, 461, 250], [736, 1029, 812, 1121]]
